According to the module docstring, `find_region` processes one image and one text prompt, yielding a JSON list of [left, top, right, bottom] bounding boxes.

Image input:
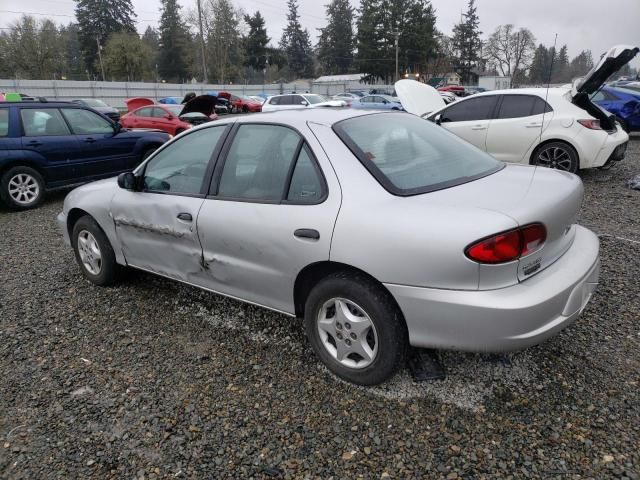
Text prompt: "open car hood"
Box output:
[[394, 79, 446, 117], [179, 95, 216, 117], [125, 97, 154, 112], [572, 45, 639, 97]]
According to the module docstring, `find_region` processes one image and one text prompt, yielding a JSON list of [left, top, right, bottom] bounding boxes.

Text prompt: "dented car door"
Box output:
[[111, 126, 229, 280]]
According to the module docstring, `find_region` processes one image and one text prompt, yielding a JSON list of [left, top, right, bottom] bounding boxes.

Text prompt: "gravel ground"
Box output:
[[1, 139, 639, 479]]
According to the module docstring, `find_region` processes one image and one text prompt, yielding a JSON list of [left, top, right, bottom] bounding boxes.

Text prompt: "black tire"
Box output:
[[71, 215, 120, 286], [242, 105, 249, 113], [530, 141, 579, 174], [0, 165, 45, 210], [304, 272, 408, 385]]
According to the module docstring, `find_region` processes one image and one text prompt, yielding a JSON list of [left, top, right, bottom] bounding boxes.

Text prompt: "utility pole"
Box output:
[[394, 31, 400, 82], [96, 37, 105, 81], [196, 0, 208, 84]]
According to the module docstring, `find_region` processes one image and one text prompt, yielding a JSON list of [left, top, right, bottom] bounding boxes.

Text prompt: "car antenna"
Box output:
[[539, 33, 558, 151]]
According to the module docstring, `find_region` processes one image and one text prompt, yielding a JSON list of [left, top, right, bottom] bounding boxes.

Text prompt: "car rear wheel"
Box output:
[[531, 142, 579, 173], [72, 215, 119, 286], [0, 166, 45, 210], [242, 105, 249, 113], [304, 272, 407, 385]]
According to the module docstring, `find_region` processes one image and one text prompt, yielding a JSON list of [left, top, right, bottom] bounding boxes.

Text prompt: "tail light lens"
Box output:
[[465, 224, 547, 264], [577, 119, 602, 130]]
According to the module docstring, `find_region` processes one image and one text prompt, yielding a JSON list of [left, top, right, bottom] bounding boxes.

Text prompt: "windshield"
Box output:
[[305, 95, 327, 104], [82, 99, 108, 107], [333, 113, 503, 195]]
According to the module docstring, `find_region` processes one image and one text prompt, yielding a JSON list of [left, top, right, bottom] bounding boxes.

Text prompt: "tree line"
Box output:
[[0, 0, 635, 85]]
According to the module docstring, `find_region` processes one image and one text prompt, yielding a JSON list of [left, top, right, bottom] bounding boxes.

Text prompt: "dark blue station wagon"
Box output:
[[0, 101, 170, 209]]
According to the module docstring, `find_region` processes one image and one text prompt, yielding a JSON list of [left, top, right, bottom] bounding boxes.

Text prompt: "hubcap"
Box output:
[[8, 173, 39, 205], [536, 146, 573, 171], [77, 230, 102, 275], [317, 298, 379, 369]]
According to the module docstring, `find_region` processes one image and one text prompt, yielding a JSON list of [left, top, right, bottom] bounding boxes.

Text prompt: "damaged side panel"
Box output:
[[110, 190, 207, 282]]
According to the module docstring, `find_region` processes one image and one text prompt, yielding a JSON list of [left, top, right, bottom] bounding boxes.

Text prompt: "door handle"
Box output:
[[27, 140, 42, 147], [177, 212, 192, 222], [526, 123, 542, 128], [294, 228, 320, 240], [471, 125, 487, 130], [84, 137, 96, 143]]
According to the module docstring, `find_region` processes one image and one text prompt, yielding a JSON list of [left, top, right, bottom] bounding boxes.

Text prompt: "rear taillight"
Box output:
[[577, 119, 602, 130], [465, 224, 547, 264]]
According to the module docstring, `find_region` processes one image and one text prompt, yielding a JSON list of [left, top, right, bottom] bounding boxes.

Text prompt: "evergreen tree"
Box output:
[[280, 0, 314, 79], [553, 44, 570, 83], [60, 23, 84, 79], [569, 50, 594, 79], [142, 26, 160, 78], [402, 0, 438, 78], [451, 0, 481, 84], [355, 0, 384, 81], [75, 0, 136, 74], [207, 0, 243, 83], [528, 44, 548, 84], [317, 0, 355, 74], [244, 11, 270, 71], [157, 0, 191, 82]]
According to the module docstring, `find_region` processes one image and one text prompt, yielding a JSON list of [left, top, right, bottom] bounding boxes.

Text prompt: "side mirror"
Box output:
[[163, 113, 174, 120], [301, 101, 308, 106], [382, 99, 389, 104], [117, 172, 137, 191], [434, 114, 442, 125], [112, 122, 122, 134]]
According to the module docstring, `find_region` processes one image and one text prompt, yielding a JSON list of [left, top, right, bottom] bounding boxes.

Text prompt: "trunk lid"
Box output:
[[394, 79, 446, 117], [179, 95, 217, 117], [572, 45, 639, 97], [427, 164, 583, 283], [125, 97, 154, 112]]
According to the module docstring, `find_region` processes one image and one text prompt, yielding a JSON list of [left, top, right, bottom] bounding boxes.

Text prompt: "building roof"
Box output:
[[314, 74, 366, 83]]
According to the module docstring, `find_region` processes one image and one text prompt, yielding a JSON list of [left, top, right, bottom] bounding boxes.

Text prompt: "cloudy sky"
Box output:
[[2, 0, 639, 67]]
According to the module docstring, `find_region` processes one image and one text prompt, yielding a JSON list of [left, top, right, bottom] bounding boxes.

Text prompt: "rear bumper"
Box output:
[[590, 126, 629, 167], [385, 225, 600, 352]]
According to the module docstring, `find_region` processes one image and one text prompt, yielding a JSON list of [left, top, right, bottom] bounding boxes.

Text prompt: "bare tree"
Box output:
[[485, 24, 536, 86]]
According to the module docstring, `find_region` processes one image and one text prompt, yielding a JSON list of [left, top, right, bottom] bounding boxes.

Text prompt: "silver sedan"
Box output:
[[58, 109, 600, 385]]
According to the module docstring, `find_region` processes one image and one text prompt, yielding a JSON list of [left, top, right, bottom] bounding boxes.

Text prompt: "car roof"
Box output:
[[206, 108, 382, 129], [472, 87, 569, 98], [0, 101, 77, 107]]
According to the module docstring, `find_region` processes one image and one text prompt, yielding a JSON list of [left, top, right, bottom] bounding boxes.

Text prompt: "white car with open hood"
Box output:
[[396, 45, 638, 173]]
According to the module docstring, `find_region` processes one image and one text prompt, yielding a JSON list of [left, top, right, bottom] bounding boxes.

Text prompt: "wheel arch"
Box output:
[[529, 138, 580, 169], [66, 206, 126, 265], [293, 261, 406, 323], [0, 158, 47, 181]]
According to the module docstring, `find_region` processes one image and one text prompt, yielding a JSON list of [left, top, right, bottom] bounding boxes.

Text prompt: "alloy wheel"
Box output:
[[316, 298, 379, 369], [8, 173, 39, 205], [536, 146, 573, 171], [77, 230, 102, 275]]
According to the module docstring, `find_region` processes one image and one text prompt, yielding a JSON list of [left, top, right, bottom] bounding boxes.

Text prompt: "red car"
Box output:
[[223, 92, 262, 113], [120, 98, 218, 135]]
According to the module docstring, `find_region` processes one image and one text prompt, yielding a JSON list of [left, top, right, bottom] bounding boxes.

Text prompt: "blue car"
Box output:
[[0, 101, 170, 209], [351, 94, 404, 110], [592, 86, 640, 132]]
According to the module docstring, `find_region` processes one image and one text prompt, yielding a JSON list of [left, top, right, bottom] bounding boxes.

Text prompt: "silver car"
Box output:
[[58, 109, 600, 385]]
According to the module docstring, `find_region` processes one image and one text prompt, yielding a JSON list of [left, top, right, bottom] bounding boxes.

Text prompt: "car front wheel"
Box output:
[[304, 272, 408, 385], [0, 166, 45, 210], [72, 215, 119, 286]]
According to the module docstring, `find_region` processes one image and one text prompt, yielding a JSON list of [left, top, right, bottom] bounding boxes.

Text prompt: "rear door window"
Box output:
[[61, 108, 114, 134], [20, 108, 70, 136], [0, 108, 8, 136], [440, 96, 498, 122], [496, 95, 537, 119], [136, 107, 153, 117]]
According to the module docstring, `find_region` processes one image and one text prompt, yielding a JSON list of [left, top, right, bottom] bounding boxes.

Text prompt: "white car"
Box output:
[[262, 93, 345, 112], [396, 45, 638, 173]]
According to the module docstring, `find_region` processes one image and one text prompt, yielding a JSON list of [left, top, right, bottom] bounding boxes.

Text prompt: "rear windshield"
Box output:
[[333, 113, 503, 196]]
